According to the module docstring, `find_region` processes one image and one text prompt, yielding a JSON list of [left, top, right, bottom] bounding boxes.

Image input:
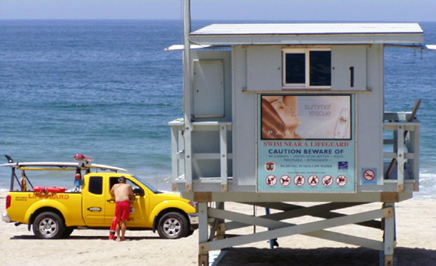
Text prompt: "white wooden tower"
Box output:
[[168, 2, 426, 265]]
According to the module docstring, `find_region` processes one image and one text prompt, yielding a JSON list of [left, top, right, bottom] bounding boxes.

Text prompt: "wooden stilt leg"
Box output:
[[216, 202, 225, 240], [198, 203, 209, 266], [384, 255, 394, 266], [198, 254, 209, 266], [383, 202, 396, 266]]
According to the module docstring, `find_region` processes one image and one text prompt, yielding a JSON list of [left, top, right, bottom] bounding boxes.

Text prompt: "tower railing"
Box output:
[[169, 119, 232, 192], [383, 111, 421, 192]]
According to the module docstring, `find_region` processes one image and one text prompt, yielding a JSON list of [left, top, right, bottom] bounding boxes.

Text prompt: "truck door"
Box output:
[[82, 175, 107, 225], [105, 176, 148, 227]]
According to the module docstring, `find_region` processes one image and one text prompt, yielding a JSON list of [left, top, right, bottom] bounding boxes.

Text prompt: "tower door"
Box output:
[[193, 59, 224, 118]]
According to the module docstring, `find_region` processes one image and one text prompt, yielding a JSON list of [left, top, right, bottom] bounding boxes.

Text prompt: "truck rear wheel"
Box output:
[[157, 212, 188, 239], [33, 212, 65, 239]]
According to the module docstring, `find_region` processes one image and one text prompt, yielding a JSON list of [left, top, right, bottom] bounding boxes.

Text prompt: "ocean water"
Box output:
[[1, 20, 435, 198]]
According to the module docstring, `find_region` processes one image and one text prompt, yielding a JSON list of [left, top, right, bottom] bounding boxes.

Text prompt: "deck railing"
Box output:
[[170, 112, 420, 194], [169, 120, 232, 192], [383, 112, 420, 192]]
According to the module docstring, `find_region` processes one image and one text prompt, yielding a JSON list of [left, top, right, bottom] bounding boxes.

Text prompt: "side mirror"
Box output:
[[133, 187, 145, 197]]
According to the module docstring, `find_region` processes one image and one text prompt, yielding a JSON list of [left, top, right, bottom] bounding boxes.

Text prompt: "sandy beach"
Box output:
[[1, 192, 435, 266]]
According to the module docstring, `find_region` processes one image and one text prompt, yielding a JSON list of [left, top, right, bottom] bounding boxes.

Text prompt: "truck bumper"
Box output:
[[2, 212, 11, 223]]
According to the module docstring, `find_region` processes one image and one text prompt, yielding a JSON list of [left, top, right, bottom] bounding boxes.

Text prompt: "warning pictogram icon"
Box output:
[[294, 175, 305, 186], [363, 169, 376, 181], [265, 161, 276, 172], [336, 175, 348, 187], [308, 175, 320, 187], [322, 175, 334, 187], [280, 175, 291, 186], [266, 175, 277, 186]]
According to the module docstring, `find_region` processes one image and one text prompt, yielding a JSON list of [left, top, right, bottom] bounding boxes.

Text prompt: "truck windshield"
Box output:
[[133, 176, 161, 194]]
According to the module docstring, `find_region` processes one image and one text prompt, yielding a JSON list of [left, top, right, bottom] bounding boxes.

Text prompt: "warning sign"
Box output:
[[294, 175, 305, 187], [257, 94, 356, 193], [362, 168, 377, 185], [363, 169, 375, 181], [266, 175, 277, 186], [280, 175, 292, 186], [336, 175, 348, 187], [322, 175, 334, 187]]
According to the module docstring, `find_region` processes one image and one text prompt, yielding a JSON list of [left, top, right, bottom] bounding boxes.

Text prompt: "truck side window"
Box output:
[[89, 176, 103, 195], [109, 177, 118, 191], [109, 177, 138, 190], [109, 177, 144, 197]]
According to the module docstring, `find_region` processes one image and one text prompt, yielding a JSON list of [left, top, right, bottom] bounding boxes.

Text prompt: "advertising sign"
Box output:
[[257, 94, 356, 192]]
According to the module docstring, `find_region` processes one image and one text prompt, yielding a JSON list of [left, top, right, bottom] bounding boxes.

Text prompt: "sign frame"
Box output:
[[257, 93, 356, 193]]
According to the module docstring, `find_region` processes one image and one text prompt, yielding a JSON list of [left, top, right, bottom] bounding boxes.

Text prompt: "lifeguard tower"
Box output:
[[168, 2, 425, 265]]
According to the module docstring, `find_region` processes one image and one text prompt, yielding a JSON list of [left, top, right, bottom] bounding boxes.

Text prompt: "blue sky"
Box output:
[[0, 0, 435, 21]]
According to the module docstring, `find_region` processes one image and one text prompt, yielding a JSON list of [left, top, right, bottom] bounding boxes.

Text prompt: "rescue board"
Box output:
[[0, 162, 79, 168], [83, 164, 127, 172], [1, 162, 127, 172]]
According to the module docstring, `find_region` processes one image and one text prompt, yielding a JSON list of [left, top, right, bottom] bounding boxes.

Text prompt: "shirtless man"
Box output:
[[109, 176, 135, 241]]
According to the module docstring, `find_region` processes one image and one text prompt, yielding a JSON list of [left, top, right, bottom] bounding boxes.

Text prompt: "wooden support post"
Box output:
[[183, 0, 193, 192], [198, 202, 209, 266], [411, 125, 421, 190], [208, 202, 225, 241], [216, 202, 226, 240], [383, 202, 396, 266], [396, 126, 405, 192], [216, 223, 226, 240], [170, 126, 179, 190], [220, 125, 228, 192], [198, 254, 208, 266], [185, 126, 193, 192]]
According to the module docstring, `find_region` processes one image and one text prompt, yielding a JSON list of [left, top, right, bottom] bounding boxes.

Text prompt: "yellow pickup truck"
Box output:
[[1, 155, 198, 239]]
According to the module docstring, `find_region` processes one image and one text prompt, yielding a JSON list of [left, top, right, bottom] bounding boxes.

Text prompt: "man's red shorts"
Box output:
[[115, 201, 131, 221]]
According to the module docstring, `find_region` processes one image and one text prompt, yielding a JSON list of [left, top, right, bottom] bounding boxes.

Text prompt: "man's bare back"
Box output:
[[109, 177, 135, 241], [111, 183, 134, 202]]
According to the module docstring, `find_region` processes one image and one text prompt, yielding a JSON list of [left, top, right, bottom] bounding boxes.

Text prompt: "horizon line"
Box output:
[[1, 18, 436, 23]]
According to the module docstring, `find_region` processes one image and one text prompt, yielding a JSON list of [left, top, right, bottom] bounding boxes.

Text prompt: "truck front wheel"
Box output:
[[33, 212, 65, 239], [157, 212, 188, 239]]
